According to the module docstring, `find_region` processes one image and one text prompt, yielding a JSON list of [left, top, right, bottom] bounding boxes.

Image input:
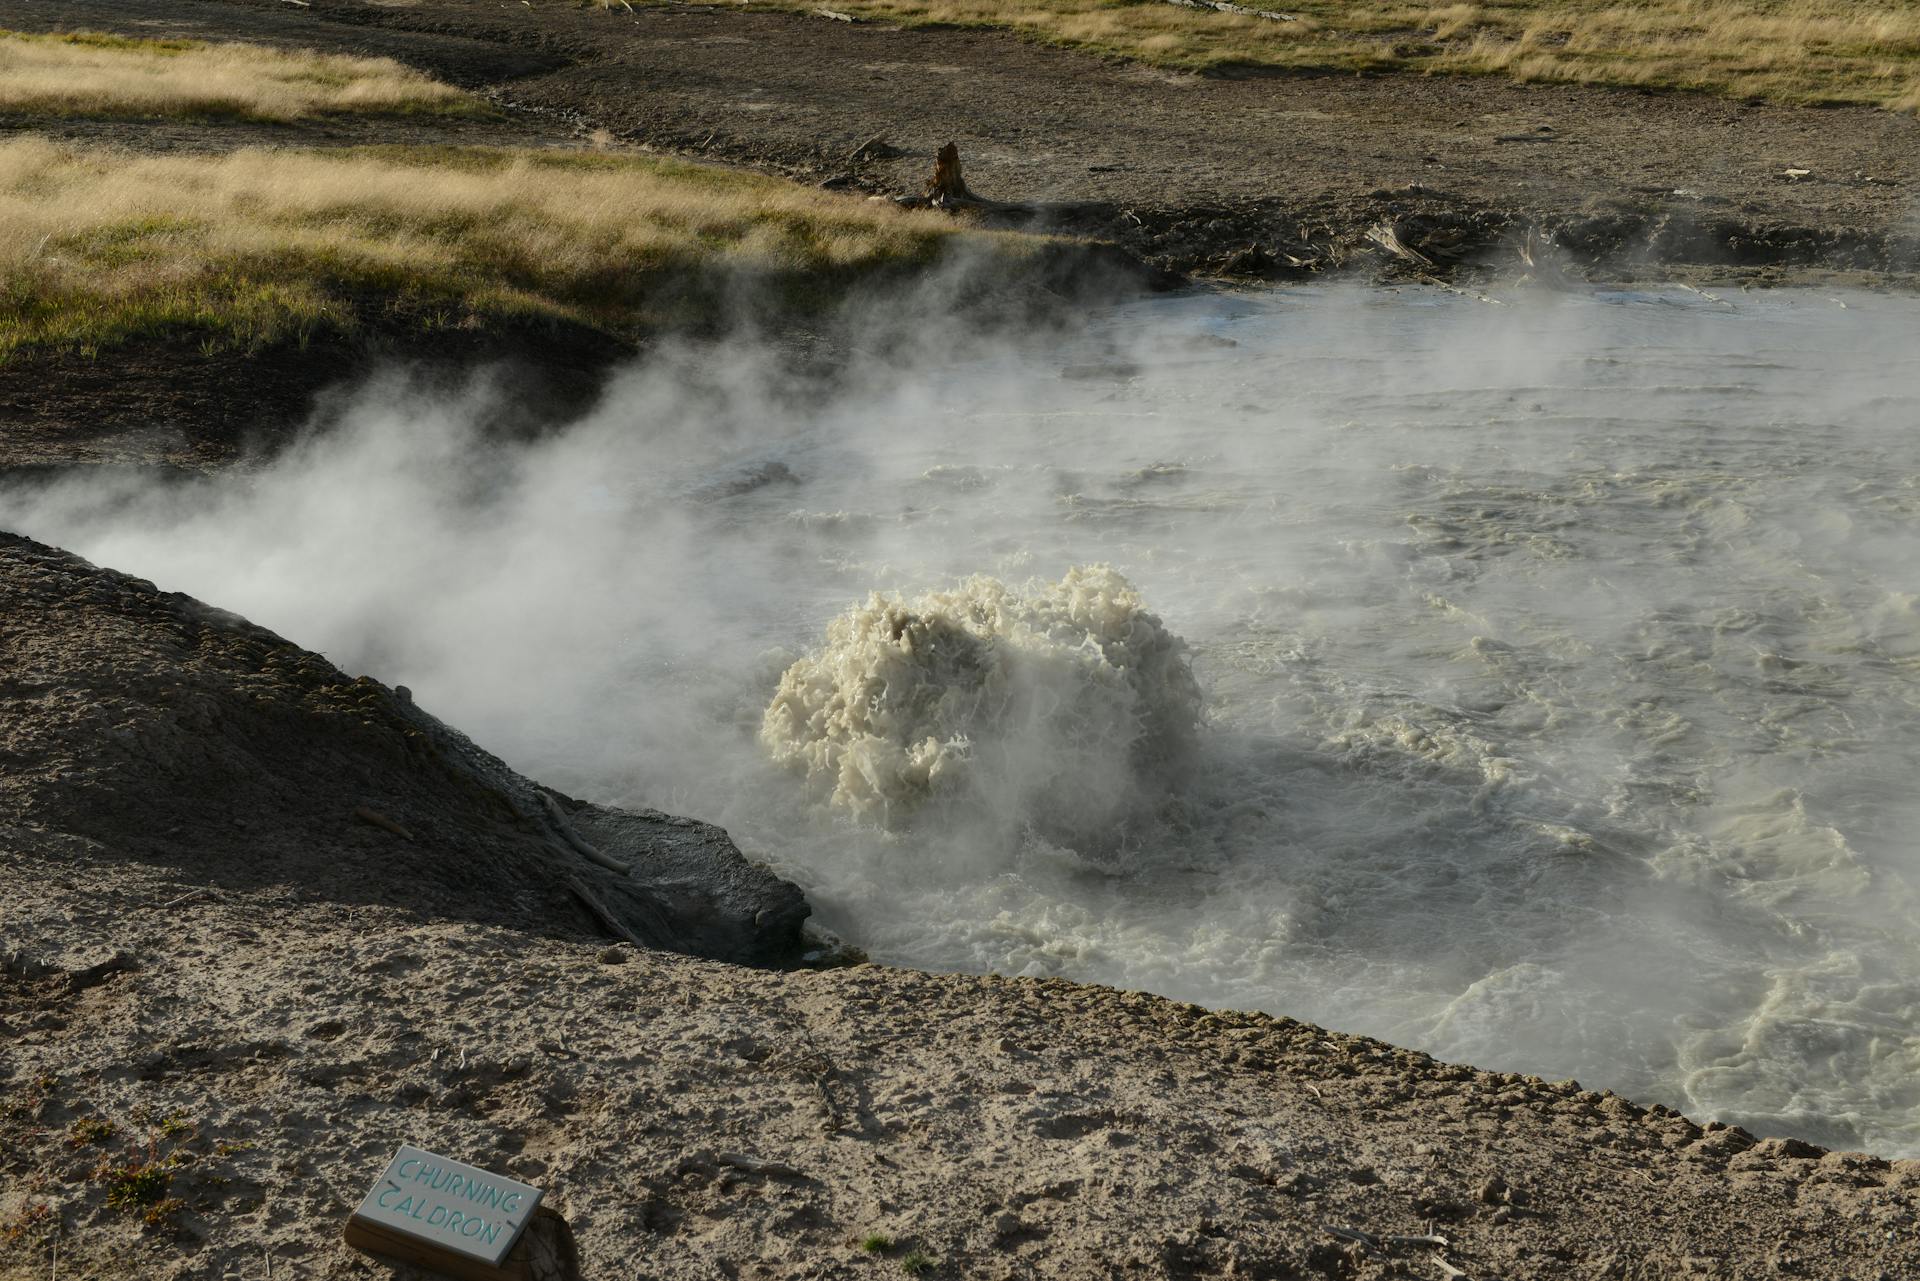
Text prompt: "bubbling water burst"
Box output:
[[759, 565, 1201, 843]]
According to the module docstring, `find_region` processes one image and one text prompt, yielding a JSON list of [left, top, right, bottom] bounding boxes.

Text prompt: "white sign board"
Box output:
[[349, 1145, 543, 1269]]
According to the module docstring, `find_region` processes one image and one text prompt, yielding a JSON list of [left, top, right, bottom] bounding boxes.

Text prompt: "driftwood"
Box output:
[[676, 1150, 811, 1181], [715, 1152, 808, 1179], [1416, 275, 1506, 305], [848, 134, 907, 163], [563, 873, 691, 956], [1517, 224, 1541, 270], [352, 805, 415, 842], [1677, 281, 1734, 308], [1365, 221, 1435, 269], [1325, 1226, 1454, 1252], [1166, 0, 1296, 20], [564, 874, 648, 948], [538, 789, 634, 875]]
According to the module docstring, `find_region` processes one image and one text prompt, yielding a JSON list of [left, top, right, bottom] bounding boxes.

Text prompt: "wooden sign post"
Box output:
[[345, 1145, 546, 1281]]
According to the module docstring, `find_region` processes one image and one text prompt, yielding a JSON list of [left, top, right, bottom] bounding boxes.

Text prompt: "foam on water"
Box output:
[[7, 284, 1919, 1154], [760, 566, 1200, 841]]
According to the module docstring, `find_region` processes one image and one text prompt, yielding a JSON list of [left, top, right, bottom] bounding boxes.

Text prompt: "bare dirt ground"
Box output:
[[2, 0, 1916, 467], [8, 0, 1919, 280], [6, 533, 1920, 1281]]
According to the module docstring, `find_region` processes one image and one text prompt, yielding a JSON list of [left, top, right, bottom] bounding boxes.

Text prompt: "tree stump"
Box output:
[[926, 141, 975, 207], [524, 1207, 582, 1281], [895, 142, 1028, 211]]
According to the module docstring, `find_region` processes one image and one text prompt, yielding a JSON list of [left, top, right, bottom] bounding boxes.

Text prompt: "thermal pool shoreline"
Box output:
[[4, 536, 1919, 1281]]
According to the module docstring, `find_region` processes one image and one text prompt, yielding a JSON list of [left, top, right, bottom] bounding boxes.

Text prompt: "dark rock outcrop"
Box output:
[[0, 530, 809, 966]]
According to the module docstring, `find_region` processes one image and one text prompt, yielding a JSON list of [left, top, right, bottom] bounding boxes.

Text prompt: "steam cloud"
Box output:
[[5, 281, 1920, 1157]]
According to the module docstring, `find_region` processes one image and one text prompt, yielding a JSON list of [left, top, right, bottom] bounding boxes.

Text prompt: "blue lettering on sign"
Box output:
[[358, 1148, 541, 1263]]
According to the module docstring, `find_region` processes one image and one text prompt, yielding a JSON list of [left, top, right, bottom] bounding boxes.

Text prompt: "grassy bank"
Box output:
[[678, 0, 1920, 110], [0, 29, 480, 121], [0, 139, 1022, 361]]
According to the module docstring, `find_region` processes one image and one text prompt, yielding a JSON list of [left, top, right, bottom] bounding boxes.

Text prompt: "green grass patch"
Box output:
[[623, 0, 1920, 109], [66, 1116, 119, 1147], [0, 28, 484, 122], [0, 138, 1042, 362]]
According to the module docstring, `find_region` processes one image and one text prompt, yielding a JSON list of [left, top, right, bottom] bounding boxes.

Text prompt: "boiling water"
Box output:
[[9, 284, 1920, 1154]]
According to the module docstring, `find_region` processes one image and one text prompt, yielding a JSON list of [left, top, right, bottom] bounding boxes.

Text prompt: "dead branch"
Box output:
[[1366, 221, 1435, 269], [538, 789, 634, 875], [1415, 274, 1507, 305], [676, 1150, 811, 1180], [563, 874, 650, 949], [716, 1152, 808, 1179], [352, 805, 414, 842], [849, 134, 903, 163], [1435, 1260, 1471, 1281], [1677, 282, 1734, 308], [815, 7, 856, 19], [1327, 1226, 1456, 1254], [563, 866, 689, 954]]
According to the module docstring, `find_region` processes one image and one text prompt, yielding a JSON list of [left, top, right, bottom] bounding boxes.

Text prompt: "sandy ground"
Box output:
[[6, 536, 1920, 1281]]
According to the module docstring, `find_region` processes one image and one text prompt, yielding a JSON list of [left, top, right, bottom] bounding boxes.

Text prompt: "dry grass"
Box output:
[[681, 0, 1920, 109], [0, 29, 479, 121], [0, 139, 1020, 359]]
